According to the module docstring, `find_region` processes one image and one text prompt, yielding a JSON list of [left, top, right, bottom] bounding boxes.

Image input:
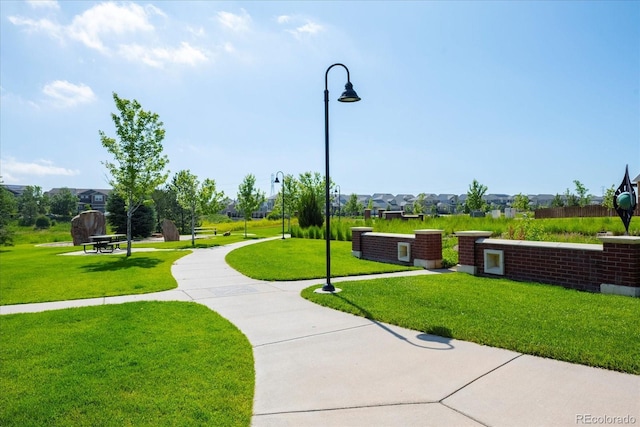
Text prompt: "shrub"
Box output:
[[34, 215, 51, 229], [298, 190, 323, 228]]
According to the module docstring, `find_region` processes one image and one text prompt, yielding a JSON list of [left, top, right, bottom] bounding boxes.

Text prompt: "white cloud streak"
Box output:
[[9, 2, 208, 68], [1, 158, 80, 178], [26, 0, 60, 10], [216, 9, 252, 32], [42, 80, 96, 108]]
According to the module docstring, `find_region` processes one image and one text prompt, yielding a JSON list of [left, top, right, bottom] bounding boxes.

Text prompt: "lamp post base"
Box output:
[[314, 284, 341, 294]]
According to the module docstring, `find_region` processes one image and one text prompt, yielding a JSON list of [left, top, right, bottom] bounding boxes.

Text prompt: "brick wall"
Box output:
[[351, 228, 443, 268], [455, 231, 640, 296]]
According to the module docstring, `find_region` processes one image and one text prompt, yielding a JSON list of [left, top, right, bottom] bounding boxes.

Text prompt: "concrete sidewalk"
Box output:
[[2, 240, 639, 426]]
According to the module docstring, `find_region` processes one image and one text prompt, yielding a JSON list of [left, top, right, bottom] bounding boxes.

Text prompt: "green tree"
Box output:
[[413, 193, 426, 214], [106, 193, 157, 238], [0, 185, 17, 245], [50, 188, 79, 218], [551, 193, 564, 208], [564, 188, 579, 207], [18, 185, 47, 226], [152, 187, 188, 234], [236, 174, 266, 238], [298, 188, 323, 228], [573, 180, 591, 207], [100, 92, 169, 256], [172, 170, 225, 246], [466, 179, 488, 212], [602, 185, 616, 209], [512, 193, 530, 212], [344, 193, 359, 216]]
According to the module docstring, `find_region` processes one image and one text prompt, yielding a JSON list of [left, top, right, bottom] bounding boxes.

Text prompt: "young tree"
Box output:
[[172, 170, 225, 246], [272, 174, 299, 232], [413, 193, 426, 214], [344, 193, 359, 216], [466, 179, 488, 212], [564, 188, 579, 207], [236, 174, 266, 238], [18, 185, 48, 226], [50, 187, 79, 218], [551, 193, 564, 208], [573, 180, 591, 207], [512, 193, 530, 212], [100, 93, 169, 256], [602, 185, 616, 209]]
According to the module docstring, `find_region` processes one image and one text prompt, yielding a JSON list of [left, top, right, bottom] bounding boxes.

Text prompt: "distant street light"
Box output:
[[274, 171, 285, 239], [321, 64, 361, 293]]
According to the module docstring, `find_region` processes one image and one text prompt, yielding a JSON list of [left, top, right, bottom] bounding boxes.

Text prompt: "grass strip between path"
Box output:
[[302, 273, 640, 374], [0, 301, 254, 427], [225, 238, 418, 280]]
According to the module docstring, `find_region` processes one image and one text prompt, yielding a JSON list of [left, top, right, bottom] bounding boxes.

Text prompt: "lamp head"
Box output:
[[274, 176, 280, 184], [338, 81, 361, 102]]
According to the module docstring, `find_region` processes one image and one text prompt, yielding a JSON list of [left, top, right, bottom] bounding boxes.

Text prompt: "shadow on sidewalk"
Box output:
[[333, 293, 454, 350]]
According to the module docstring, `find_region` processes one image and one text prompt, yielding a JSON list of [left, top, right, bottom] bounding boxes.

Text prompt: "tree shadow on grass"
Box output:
[[331, 292, 454, 350], [80, 256, 163, 272]]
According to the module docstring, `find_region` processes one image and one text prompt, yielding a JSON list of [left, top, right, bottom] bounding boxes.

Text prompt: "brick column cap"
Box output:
[[351, 227, 374, 232], [599, 236, 640, 245], [454, 231, 492, 237], [414, 229, 444, 235]]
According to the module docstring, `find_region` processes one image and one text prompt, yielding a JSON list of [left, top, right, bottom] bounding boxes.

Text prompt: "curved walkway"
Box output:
[[2, 239, 639, 426]]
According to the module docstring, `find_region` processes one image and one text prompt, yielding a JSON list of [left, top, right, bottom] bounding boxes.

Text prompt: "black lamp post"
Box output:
[[334, 185, 341, 221], [322, 63, 361, 292], [274, 171, 285, 239]]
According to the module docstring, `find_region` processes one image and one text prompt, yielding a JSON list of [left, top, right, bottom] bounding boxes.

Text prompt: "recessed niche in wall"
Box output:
[[398, 242, 411, 262], [484, 249, 504, 275]]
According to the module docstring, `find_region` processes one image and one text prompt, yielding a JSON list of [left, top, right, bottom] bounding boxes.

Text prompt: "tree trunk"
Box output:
[[126, 207, 132, 257], [191, 206, 196, 247]]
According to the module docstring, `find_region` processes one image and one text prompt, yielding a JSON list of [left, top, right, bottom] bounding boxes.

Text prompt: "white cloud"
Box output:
[[67, 2, 154, 53], [118, 42, 208, 68], [26, 0, 60, 10], [216, 9, 252, 32], [0, 158, 80, 178], [7, 16, 64, 41], [42, 80, 96, 108], [276, 15, 324, 39], [9, 2, 208, 68]]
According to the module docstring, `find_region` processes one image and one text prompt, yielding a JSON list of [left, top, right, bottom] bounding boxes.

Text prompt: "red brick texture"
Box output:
[[351, 229, 443, 268], [459, 233, 640, 293]]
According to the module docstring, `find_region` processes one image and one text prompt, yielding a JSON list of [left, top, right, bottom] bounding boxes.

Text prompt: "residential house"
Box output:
[[46, 188, 112, 214]]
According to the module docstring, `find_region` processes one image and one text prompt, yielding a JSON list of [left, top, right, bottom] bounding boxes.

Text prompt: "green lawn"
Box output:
[[0, 245, 190, 305], [0, 301, 254, 427], [302, 273, 640, 374], [225, 238, 418, 280]]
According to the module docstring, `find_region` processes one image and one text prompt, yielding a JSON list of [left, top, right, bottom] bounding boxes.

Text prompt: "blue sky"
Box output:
[[1, 1, 638, 199]]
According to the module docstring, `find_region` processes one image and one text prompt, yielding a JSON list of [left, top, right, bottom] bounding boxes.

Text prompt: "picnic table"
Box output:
[[81, 234, 127, 253]]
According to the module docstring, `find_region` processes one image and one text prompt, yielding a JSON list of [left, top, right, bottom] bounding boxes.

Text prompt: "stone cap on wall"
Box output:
[[454, 231, 492, 237], [476, 238, 602, 252], [598, 235, 640, 245], [414, 229, 444, 235], [351, 227, 374, 232]]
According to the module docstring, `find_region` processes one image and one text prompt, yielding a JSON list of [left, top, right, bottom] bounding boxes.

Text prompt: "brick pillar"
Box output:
[[413, 229, 443, 269], [599, 236, 640, 297], [454, 231, 492, 275], [351, 227, 373, 258], [364, 209, 371, 220]]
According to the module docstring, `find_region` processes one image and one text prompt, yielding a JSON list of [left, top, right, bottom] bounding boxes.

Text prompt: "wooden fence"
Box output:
[[535, 205, 640, 219]]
